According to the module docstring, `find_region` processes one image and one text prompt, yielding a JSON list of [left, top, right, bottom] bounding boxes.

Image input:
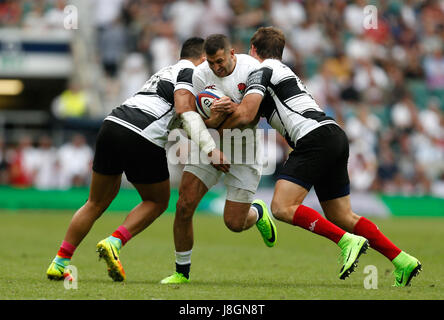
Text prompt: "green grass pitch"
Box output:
[[0, 211, 442, 300]]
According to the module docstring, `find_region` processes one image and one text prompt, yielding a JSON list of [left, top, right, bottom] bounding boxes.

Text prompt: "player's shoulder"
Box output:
[[260, 58, 285, 70], [174, 59, 197, 86], [175, 59, 196, 71], [236, 54, 261, 67], [152, 60, 194, 81], [193, 60, 212, 78], [260, 59, 293, 80], [248, 59, 282, 78]]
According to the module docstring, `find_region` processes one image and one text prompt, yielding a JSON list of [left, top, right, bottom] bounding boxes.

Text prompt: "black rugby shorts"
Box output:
[[93, 120, 169, 184], [277, 124, 350, 201]]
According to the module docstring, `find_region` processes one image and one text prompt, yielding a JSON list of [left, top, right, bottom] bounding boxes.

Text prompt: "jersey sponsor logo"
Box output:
[[205, 84, 216, 90], [247, 70, 264, 87], [237, 82, 246, 94]]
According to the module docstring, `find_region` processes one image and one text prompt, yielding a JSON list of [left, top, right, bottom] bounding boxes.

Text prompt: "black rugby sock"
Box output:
[[252, 203, 263, 221], [176, 263, 190, 279]]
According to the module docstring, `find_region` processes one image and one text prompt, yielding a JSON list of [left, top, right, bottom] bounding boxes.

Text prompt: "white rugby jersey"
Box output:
[[182, 54, 262, 163], [245, 58, 338, 148], [105, 59, 196, 148], [188, 54, 260, 104]]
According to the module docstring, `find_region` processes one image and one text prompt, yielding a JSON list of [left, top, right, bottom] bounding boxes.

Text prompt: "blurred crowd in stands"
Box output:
[[1, 0, 444, 196], [0, 133, 93, 189]]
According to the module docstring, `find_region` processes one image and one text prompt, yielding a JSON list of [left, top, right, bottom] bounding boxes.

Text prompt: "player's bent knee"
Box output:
[[224, 218, 244, 233], [158, 194, 170, 211], [226, 187, 255, 203], [85, 199, 111, 217], [155, 199, 169, 215], [271, 202, 297, 224], [176, 197, 198, 219], [270, 202, 286, 222]]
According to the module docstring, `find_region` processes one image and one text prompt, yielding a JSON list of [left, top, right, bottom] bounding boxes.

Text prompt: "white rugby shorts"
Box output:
[[183, 162, 262, 203]]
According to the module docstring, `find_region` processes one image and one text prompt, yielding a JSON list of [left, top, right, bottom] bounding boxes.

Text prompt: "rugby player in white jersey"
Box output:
[[215, 27, 422, 286], [46, 37, 229, 282], [160, 34, 277, 284]]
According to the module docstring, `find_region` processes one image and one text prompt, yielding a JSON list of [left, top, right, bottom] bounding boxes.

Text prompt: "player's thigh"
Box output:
[[132, 179, 170, 211], [221, 163, 259, 225], [88, 171, 122, 208], [122, 134, 170, 186], [271, 179, 308, 223], [320, 195, 360, 232], [272, 135, 323, 219], [277, 124, 349, 192], [92, 120, 126, 177], [89, 121, 127, 207], [223, 198, 253, 232], [223, 163, 261, 199], [271, 144, 314, 221], [312, 124, 350, 202], [176, 170, 212, 217], [183, 162, 221, 191], [124, 137, 171, 210]]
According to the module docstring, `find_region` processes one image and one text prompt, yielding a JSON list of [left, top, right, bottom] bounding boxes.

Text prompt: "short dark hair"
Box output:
[[180, 37, 205, 59], [250, 27, 285, 60], [204, 34, 231, 56]]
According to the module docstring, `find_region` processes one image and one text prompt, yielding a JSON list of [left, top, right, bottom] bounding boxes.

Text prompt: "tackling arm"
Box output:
[[216, 93, 263, 130], [174, 89, 216, 155], [204, 110, 227, 129], [174, 88, 230, 172]]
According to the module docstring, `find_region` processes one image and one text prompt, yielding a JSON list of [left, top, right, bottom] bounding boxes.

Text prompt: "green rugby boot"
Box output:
[[337, 233, 369, 280], [392, 251, 422, 287], [160, 272, 190, 284], [253, 199, 277, 247]]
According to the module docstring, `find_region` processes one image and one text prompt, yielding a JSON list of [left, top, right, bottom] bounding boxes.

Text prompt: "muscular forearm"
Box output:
[[213, 93, 262, 131], [219, 109, 251, 130], [181, 111, 216, 155], [204, 112, 227, 129]]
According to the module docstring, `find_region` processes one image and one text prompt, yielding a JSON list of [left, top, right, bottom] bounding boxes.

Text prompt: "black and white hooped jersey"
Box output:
[[105, 59, 195, 148], [245, 58, 337, 148]]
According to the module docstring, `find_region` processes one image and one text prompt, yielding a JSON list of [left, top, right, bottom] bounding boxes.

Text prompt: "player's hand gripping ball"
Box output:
[[195, 88, 225, 119]]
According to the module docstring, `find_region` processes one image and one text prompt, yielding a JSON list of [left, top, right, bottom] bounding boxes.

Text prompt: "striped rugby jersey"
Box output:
[[245, 58, 338, 148], [105, 59, 196, 148]]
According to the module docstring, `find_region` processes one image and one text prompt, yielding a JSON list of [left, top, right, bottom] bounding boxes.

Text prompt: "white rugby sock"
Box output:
[[175, 250, 192, 265], [250, 205, 260, 222]]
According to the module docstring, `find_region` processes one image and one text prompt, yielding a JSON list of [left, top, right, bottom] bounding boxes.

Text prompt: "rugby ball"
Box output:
[[195, 88, 225, 119]]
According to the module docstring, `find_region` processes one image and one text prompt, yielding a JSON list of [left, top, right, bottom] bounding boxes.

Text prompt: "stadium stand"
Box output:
[[0, 0, 443, 198]]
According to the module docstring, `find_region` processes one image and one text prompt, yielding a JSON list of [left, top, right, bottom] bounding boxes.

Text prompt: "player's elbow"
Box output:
[[174, 89, 196, 115], [176, 108, 192, 118]]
